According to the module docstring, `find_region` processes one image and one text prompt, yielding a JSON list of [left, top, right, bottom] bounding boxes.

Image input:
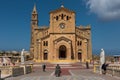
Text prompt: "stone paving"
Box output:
[[4, 63, 120, 80], [18, 76, 105, 80]]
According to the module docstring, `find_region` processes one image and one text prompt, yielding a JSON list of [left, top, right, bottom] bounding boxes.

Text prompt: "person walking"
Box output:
[[55, 64, 61, 77], [86, 61, 89, 69], [42, 64, 46, 72]]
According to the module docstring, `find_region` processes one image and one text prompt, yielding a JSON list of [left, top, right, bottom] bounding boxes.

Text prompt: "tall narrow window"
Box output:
[[61, 14, 64, 19], [77, 41, 79, 46], [56, 16, 58, 20], [66, 16, 69, 20], [80, 41, 82, 46], [43, 41, 45, 46], [46, 41, 48, 46]]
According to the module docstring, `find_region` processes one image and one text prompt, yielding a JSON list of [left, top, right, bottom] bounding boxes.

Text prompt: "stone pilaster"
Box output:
[[88, 39, 92, 60]]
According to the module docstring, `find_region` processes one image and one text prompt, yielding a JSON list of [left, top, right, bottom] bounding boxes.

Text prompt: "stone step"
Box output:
[[10, 76, 104, 80]]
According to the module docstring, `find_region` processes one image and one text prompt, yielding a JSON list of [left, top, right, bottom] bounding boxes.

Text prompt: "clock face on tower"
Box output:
[[59, 23, 65, 29]]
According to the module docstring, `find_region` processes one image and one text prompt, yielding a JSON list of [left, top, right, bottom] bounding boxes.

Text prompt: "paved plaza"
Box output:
[[3, 63, 120, 80]]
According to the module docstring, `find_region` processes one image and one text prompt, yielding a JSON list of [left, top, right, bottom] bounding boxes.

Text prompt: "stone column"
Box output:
[[38, 39, 42, 61], [68, 41, 71, 60], [36, 39, 40, 61], [54, 41, 58, 60]]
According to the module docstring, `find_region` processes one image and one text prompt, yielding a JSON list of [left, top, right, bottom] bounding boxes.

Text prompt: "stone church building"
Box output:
[[30, 5, 92, 63]]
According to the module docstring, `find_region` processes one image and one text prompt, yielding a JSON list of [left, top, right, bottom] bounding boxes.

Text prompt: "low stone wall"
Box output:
[[26, 65, 32, 74], [20, 65, 32, 74], [11, 67, 24, 77], [0, 66, 12, 74], [94, 64, 120, 77], [0, 64, 33, 77], [107, 65, 120, 77]]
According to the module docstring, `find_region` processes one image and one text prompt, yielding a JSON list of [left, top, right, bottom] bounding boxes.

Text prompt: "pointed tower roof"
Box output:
[[32, 4, 37, 14]]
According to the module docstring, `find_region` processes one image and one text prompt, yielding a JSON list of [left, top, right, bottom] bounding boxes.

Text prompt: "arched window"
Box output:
[[43, 41, 45, 46], [80, 41, 82, 46], [46, 41, 48, 46], [44, 50, 48, 60], [61, 14, 64, 19], [77, 41, 79, 46], [56, 16, 59, 20], [66, 16, 69, 20]]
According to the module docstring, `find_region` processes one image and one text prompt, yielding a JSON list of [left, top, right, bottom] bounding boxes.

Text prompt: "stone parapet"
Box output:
[[0, 64, 33, 77], [93, 64, 120, 77]]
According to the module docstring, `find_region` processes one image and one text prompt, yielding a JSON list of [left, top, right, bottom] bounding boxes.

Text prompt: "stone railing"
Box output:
[[0, 64, 33, 77], [11, 66, 24, 77], [20, 65, 32, 74], [93, 64, 120, 77], [107, 64, 120, 77], [0, 66, 13, 75]]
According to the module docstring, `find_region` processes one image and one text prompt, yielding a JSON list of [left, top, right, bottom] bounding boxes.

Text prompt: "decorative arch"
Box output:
[[78, 50, 82, 61], [59, 45, 66, 59], [43, 50, 48, 60]]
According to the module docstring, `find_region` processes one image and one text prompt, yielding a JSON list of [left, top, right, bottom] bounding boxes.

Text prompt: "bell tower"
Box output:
[[30, 4, 38, 59], [31, 4, 38, 26]]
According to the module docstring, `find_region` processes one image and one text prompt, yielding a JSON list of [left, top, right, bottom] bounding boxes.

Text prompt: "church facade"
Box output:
[[30, 5, 92, 63]]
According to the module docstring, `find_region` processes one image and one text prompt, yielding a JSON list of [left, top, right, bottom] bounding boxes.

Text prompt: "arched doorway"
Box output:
[[44, 50, 48, 60], [59, 45, 66, 59], [78, 52, 82, 61]]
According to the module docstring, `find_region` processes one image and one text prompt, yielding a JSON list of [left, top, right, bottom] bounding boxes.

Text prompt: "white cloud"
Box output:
[[85, 0, 120, 20]]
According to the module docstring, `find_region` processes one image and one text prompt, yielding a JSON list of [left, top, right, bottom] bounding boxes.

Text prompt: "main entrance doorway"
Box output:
[[59, 45, 66, 59]]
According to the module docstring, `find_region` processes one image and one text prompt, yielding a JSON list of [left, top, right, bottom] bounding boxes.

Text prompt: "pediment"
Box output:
[[54, 36, 71, 43], [50, 7, 75, 14]]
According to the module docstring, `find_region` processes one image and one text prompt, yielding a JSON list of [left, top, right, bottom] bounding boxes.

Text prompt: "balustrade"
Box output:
[[94, 64, 120, 77]]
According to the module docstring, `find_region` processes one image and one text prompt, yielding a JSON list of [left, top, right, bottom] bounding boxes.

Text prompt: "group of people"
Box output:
[[42, 64, 61, 77]]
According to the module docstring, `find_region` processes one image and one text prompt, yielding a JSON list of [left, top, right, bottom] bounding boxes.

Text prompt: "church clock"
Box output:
[[59, 23, 65, 29]]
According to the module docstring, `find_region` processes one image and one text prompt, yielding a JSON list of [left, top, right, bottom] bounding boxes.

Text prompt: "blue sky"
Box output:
[[0, 0, 120, 55]]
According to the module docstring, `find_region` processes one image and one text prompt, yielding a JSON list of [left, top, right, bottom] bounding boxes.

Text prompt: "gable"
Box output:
[[50, 7, 75, 14], [54, 36, 71, 43]]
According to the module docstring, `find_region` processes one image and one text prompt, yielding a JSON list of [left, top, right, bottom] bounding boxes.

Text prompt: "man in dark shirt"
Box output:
[[55, 64, 61, 77], [42, 64, 46, 72], [102, 63, 109, 74]]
